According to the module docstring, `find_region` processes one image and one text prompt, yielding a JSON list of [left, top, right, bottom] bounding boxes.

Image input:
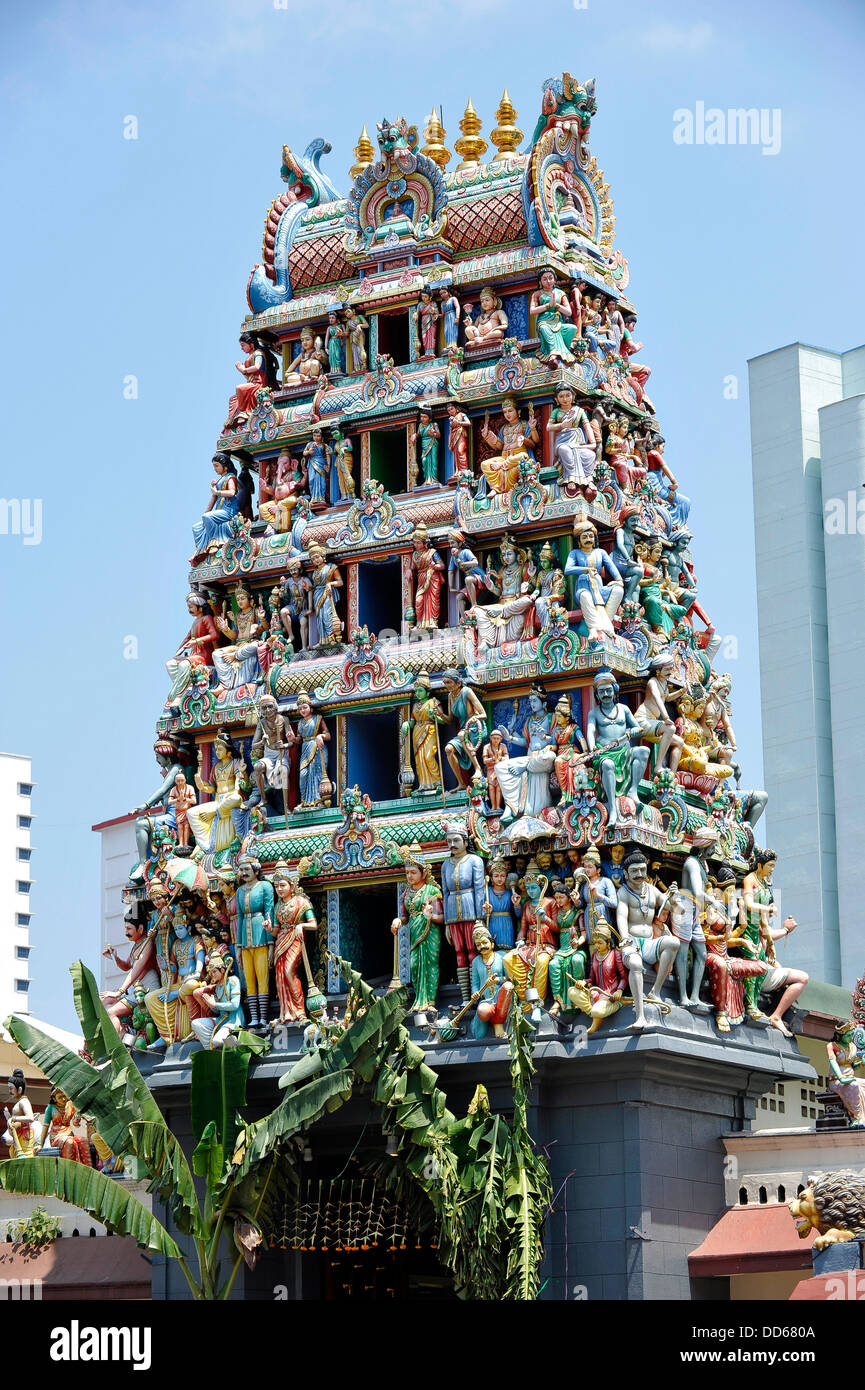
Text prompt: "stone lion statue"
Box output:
[[789, 1171, 865, 1249]]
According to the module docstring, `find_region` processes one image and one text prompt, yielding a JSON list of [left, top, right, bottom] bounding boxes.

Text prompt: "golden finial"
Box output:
[[421, 107, 451, 170], [490, 88, 522, 161], [454, 98, 488, 172], [349, 125, 375, 181]]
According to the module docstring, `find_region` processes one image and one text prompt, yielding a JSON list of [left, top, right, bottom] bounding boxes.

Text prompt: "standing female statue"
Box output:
[[267, 861, 318, 1025], [391, 845, 444, 1013]]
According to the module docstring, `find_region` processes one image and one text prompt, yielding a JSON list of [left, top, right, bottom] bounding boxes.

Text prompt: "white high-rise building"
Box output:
[[0, 754, 34, 1020], [748, 342, 865, 989], [92, 812, 140, 992]]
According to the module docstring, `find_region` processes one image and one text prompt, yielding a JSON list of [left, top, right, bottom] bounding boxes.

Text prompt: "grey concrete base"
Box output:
[[146, 998, 814, 1301]]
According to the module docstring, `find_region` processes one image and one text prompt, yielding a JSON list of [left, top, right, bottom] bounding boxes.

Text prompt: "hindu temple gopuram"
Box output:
[[103, 74, 822, 1299]]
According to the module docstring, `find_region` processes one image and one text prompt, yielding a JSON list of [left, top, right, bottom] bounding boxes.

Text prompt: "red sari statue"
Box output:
[[267, 867, 318, 1024], [411, 524, 445, 630]]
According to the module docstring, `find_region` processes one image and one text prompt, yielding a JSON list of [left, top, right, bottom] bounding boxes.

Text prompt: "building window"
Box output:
[[16, 881, 31, 894], [15, 946, 30, 960], [14, 980, 30, 993], [17, 783, 33, 797], [15, 913, 30, 927], [16, 848, 31, 862], [17, 815, 32, 829]]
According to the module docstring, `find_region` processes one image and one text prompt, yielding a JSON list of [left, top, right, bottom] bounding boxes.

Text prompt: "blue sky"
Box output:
[[1, 0, 863, 1028]]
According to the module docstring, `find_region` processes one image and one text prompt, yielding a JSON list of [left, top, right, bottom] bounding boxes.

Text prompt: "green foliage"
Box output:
[[7, 1204, 62, 1250], [0, 1159, 182, 1259]]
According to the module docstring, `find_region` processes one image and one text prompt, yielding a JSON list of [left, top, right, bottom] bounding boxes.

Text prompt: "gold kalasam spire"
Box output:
[[490, 88, 522, 160], [421, 108, 451, 170], [454, 98, 488, 171], [349, 125, 375, 181]]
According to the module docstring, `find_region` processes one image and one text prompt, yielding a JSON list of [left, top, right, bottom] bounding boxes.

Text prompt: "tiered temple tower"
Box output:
[[127, 76, 816, 1300]]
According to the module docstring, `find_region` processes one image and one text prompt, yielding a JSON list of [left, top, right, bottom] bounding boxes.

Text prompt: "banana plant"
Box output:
[[2, 957, 550, 1300]]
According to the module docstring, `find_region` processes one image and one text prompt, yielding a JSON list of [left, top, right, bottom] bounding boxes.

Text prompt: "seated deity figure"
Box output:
[[466, 585, 536, 652], [529, 268, 581, 366], [703, 864, 768, 1032], [187, 734, 246, 855], [191, 454, 240, 559], [212, 583, 265, 693], [442, 670, 488, 788], [633, 652, 685, 774], [495, 684, 557, 825], [225, 331, 279, 429], [259, 450, 308, 530], [463, 285, 508, 348], [546, 385, 599, 497], [615, 850, 679, 1031], [731, 848, 809, 1036], [100, 915, 161, 1039], [580, 925, 629, 1034], [564, 522, 624, 641], [165, 593, 220, 706], [39, 1087, 90, 1164], [470, 922, 512, 1039], [448, 530, 495, 617], [144, 909, 207, 1047], [479, 400, 539, 496], [586, 670, 650, 829], [191, 952, 244, 1049], [670, 684, 736, 782], [130, 735, 195, 869], [283, 327, 327, 387]]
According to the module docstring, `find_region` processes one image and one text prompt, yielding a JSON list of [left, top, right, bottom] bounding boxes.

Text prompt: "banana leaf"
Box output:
[[232, 1068, 355, 1184], [192, 1121, 224, 1190], [0, 1157, 182, 1258], [190, 1046, 249, 1155], [70, 962, 166, 1133], [128, 1120, 203, 1237], [3, 1013, 135, 1161]]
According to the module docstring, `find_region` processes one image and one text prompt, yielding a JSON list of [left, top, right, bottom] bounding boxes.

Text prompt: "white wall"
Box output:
[[94, 816, 139, 992], [0, 754, 34, 1021]]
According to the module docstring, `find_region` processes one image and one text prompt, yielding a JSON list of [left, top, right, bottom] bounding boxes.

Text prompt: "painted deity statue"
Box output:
[[442, 669, 488, 788], [411, 522, 445, 629], [448, 530, 495, 615], [634, 536, 688, 638], [440, 822, 486, 1003], [582, 925, 629, 1034], [530, 269, 580, 366], [40, 1087, 91, 1164], [100, 916, 161, 1039], [283, 327, 327, 387], [392, 845, 443, 1014], [192, 453, 239, 558], [416, 287, 440, 358], [732, 849, 809, 1035], [303, 429, 332, 505], [504, 864, 555, 1010], [166, 592, 220, 705], [551, 694, 589, 800], [633, 652, 685, 774], [704, 865, 768, 1032], [674, 826, 719, 1013], [437, 287, 461, 347], [480, 400, 539, 495], [191, 952, 244, 1048], [671, 685, 736, 782], [280, 558, 311, 652], [293, 691, 330, 808], [446, 404, 470, 473], [266, 863, 318, 1024], [547, 385, 598, 497], [496, 684, 557, 825], [259, 451, 308, 531], [482, 728, 510, 812], [343, 306, 368, 373], [615, 850, 679, 1031], [225, 331, 278, 428], [411, 409, 441, 487], [827, 1020, 865, 1127], [533, 542, 566, 629], [233, 856, 275, 1030], [564, 521, 624, 641], [463, 285, 508, 348], [212, 583, 265, 692], [470, 922, 512, 1039], [131, 735, 194, 868], [547, 883, 586, 1016], [330, 428, 355, 502], [306, 543, 343, 647], [402, 674, 446, 794], [482, 857, 518, 950], [324, 310, 345, 375], [249, 694, 295, 810], [3, 1070, 36, 1158], [586, 670, 650, 828], [187, 734, 246, 855], [144, 909, 207, 1047]]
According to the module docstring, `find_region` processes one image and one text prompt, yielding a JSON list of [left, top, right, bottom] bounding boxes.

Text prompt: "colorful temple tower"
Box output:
[[125, 75, 817, 1299]]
